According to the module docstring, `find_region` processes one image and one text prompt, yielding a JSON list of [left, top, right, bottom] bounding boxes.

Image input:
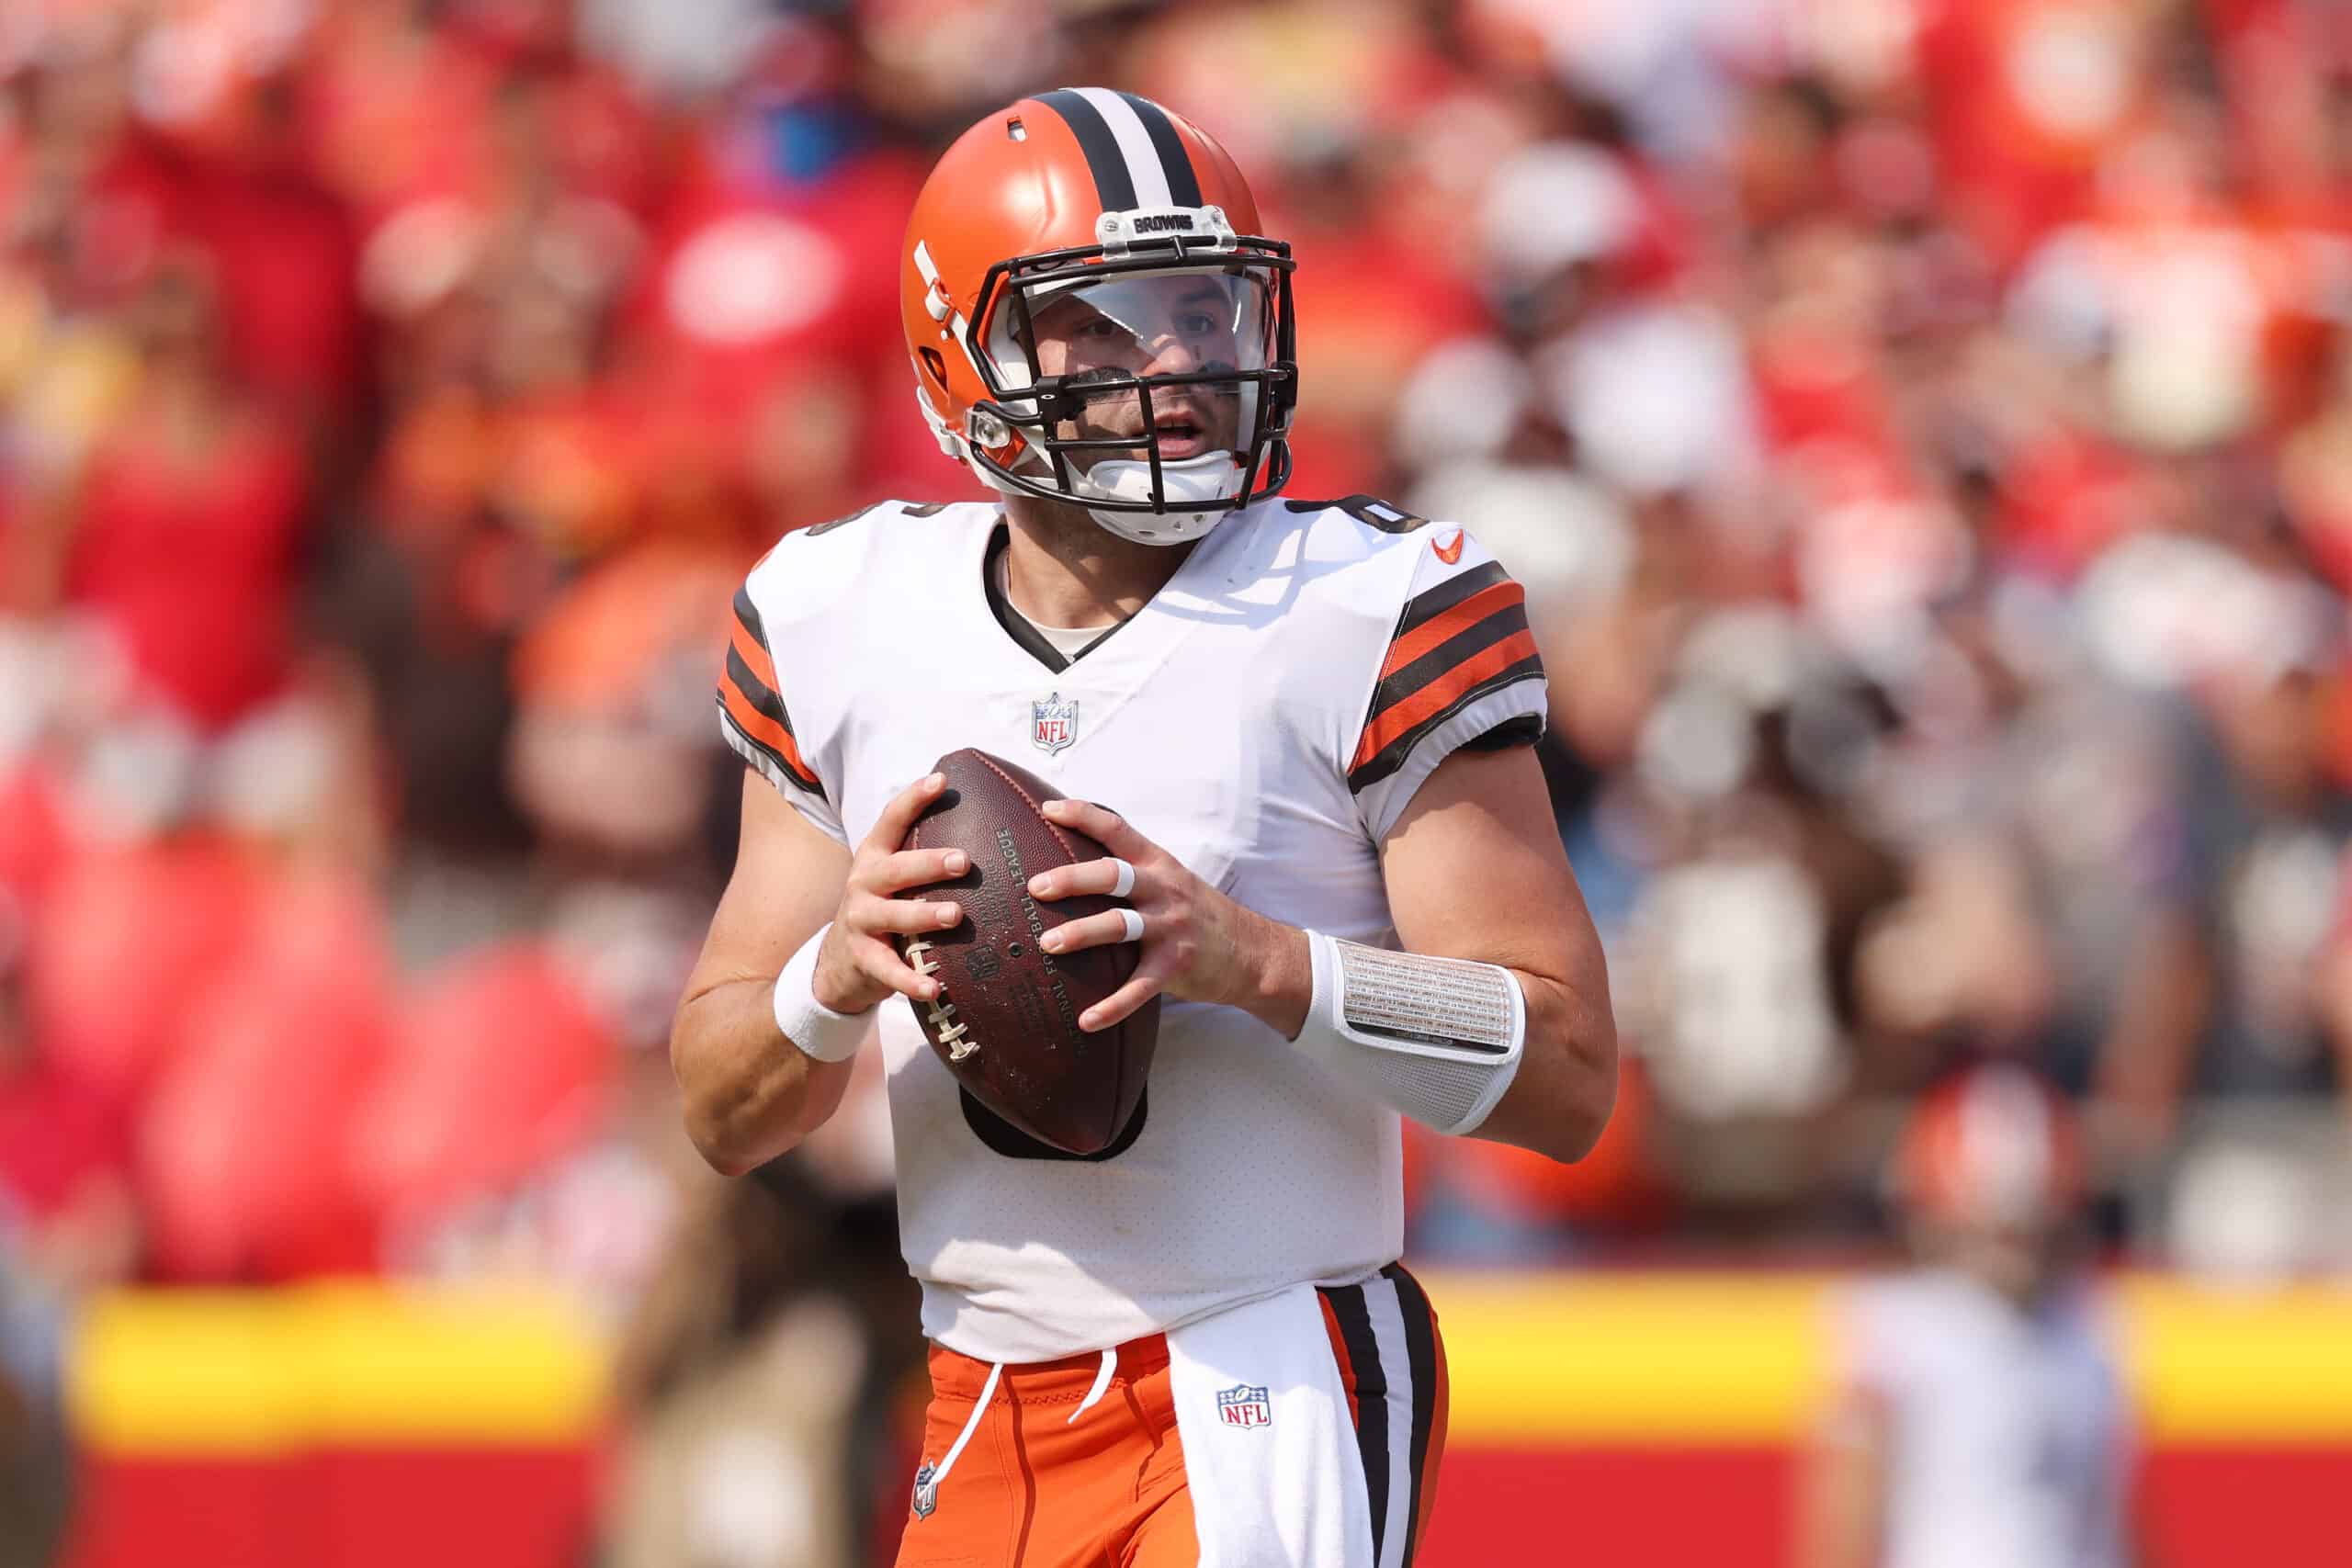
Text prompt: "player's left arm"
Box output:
[[1032, 739, 1616, 1164], [1367, 742, 1616, 1159]]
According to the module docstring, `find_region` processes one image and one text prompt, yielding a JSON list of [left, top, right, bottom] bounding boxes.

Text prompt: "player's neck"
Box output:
[[999, 495, 1197, 629]]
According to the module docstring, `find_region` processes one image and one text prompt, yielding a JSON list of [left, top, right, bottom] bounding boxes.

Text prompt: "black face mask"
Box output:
[[965, 240, 1300, 520]]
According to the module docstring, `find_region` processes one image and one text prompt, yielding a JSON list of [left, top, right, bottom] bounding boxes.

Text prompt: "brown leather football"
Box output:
[[893, 748, 1159, 1156]]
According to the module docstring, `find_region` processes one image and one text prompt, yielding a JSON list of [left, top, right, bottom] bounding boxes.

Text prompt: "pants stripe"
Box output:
[[1321, 1282, 1391, 1562], [1383, 1263, 1442, 1567], [1364, 1278, 1417, 1565]]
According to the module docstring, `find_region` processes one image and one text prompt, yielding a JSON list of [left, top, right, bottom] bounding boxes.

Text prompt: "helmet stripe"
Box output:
[[1035, 88, 1139, 211], [1069, 87, 1172, 209], [1114, 92, 1204, 209]]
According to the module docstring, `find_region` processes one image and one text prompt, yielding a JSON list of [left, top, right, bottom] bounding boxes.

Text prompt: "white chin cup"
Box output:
[[1078, 451, 1244, 546]]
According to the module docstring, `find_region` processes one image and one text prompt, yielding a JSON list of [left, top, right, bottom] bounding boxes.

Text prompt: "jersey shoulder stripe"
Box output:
[[1348, 558, 1541, 792], [1283, 493, 1430, 535], [718, 583, 823, 797]]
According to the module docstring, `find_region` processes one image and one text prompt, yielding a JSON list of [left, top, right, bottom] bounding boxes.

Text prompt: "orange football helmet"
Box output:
[[1896, 1063, 2085, 1232], [899, 88, 1296, 544]]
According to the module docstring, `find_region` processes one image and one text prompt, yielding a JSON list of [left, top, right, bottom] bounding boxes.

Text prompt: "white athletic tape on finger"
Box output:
[[1117, 908, 1146, 943], [1108, 858, 1136, 899]]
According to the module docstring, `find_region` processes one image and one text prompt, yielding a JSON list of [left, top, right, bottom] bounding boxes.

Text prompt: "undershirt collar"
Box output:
[[982, 525, 1133, 672]]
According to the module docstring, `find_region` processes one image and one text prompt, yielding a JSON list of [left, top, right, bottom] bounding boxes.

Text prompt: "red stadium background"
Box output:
[[7, 0, 2352, 1562]]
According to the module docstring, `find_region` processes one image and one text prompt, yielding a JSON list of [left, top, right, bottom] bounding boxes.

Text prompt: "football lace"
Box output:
[[902, 939, 975, 1059]]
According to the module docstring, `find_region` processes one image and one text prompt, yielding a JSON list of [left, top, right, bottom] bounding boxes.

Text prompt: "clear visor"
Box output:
[[985, 267, 1278, 400]]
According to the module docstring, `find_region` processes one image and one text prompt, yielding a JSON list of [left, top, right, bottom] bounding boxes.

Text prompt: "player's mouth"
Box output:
[[1150, 410, 1209, 460]]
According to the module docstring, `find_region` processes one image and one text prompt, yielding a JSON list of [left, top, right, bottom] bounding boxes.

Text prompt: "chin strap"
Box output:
[[1080, 452, 1246, 545]]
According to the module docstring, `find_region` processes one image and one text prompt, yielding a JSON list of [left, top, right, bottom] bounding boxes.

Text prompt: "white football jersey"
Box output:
[[718, 495, 1547, 1362], [1838, 1269, 2134, 1568]]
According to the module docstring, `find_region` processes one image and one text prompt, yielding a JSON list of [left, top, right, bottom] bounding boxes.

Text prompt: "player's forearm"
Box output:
[[1467, 965, 1617, 1162], [1244, 911, 1616, 1161], [670, 976, 857, 1176]]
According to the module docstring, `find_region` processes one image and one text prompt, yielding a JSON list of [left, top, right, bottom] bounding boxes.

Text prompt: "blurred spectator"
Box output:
[[606, 1156, 920, 1568], [1798, 1064, 2146, 1568], [0, 1247, 71, 1568], [0, 884, 139, 1294]]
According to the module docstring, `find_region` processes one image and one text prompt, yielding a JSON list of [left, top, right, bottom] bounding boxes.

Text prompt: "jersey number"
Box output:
[[805, 501, 950, 537]]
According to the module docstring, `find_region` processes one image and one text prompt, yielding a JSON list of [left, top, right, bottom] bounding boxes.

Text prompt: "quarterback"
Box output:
[[672, 87, 1617, 1566]]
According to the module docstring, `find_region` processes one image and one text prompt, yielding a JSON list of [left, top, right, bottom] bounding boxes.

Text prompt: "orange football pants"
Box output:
[[892, 1265, 1449, 1568]]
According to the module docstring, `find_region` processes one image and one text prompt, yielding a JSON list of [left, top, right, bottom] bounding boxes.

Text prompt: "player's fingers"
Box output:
[[868, 845, 970, 895], [861, 934, 944, 1002], [1027, 855, 1136, 902], [853, 891, 964, 936], [863, 771, 948, 852], [1080, 963, 1167, 1033], [1039, 906, 1143, 957], [1040, 797, 1151, 860]]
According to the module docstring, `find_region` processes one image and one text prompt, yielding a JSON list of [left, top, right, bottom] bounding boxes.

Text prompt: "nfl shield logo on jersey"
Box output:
[[1216, 1384, 1272, 1428], [1031, 693, 1079, 755]]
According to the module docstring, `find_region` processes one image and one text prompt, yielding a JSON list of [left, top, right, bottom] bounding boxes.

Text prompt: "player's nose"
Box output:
[[1141, 333, 1202, 376]]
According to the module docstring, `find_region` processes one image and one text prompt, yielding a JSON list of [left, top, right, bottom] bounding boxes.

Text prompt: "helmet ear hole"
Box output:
[[919, 347, 949, 389]]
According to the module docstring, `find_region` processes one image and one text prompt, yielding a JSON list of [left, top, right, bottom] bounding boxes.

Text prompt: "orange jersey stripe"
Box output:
[[1351, 628, 1541, 772], [1378, 580, 1525, 682], [729, 614, 780, 699], [719, 674, 812, 781]]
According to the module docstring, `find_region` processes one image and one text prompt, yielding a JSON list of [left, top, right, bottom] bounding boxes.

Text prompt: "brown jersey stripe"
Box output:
[[1395, 560, 1508, 641], [1370, 585, 1531, 706], [725, 586, 820, 794], [729, 607, 782, 703], [724, 644, 796, 740], [1357, 628, 1543, 765], [718, 679, 820, 794], [732, 584, 768, 642], [718, 701, 797, 791], [1348, 648, 1545, 792], [1378, 578, 1525, 682]]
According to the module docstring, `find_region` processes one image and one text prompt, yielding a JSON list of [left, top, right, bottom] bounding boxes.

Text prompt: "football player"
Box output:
[[672, 88, 1617, 1566], [1798, 1064, 2149, 1568]]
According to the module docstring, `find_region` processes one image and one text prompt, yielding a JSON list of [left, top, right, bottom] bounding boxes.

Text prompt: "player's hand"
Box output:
[[811, 772, 969, 1014], [1027, 798, 1269, 1032]]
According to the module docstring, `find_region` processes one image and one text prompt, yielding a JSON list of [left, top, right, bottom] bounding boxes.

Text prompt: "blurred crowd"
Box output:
[[5, 0, 2352, 1549]]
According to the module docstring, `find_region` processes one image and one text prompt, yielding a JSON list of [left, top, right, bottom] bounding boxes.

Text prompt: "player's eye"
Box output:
[[1175, 311, 1217, 336]]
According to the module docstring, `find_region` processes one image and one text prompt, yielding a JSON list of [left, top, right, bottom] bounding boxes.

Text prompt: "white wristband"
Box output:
[[1295, 930, 1525, 1135], [772, 923, 870, 1063]]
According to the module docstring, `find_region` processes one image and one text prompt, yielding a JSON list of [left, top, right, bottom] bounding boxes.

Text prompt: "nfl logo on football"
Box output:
[[1031, 692, 1079, 755], [1216, 1384, 1272, 1429]]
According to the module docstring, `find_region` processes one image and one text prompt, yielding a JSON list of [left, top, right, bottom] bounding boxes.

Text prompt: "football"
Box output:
[[894, 748, 1159, 1156]]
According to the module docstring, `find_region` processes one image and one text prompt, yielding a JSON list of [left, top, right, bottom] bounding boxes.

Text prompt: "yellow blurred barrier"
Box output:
[[65, 1271, 2352, 1453], [72, 1281, 610, 1453]]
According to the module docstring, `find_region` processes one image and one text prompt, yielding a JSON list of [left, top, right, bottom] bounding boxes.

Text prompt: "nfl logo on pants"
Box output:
[[1216, 1384, 1272, 1428]]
